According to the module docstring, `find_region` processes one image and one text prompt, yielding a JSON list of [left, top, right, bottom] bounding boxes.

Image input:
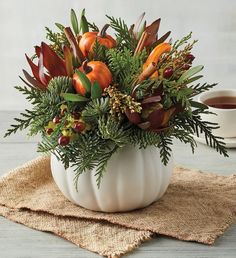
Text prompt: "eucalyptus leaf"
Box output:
[[80, 15, 89, 34], [75, 70, 91, 93], [79, 9, 86, 32], [71, 9, 79, 35], [178, 65, 204, 83], [91, 81, 102, 99], [55, 23, 65, 31], [185, 75, 203, 84], [61, 93, 89, 102]]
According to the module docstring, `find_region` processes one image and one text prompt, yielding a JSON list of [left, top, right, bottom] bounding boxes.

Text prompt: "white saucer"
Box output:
[[192, 134, 236, 149]]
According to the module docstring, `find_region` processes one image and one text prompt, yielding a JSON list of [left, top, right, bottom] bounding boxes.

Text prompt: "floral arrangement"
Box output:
[[5, 10, 227, 186]]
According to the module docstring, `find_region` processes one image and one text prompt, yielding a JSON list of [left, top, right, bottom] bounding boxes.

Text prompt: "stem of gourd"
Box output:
[[99, 24, 110, 37], [82, 60, 92, 74]]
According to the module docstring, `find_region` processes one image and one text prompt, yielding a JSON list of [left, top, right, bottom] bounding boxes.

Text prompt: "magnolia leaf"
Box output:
[[91, 81, 102, 99], [80, 15, 89, 34], [70, 9, 79, 35], [61, 93, 89, 102], [190, 100, 208, 110], [55, 23, 65, 31], [178, 65, 204, 83], [75, 70, 91, 93]]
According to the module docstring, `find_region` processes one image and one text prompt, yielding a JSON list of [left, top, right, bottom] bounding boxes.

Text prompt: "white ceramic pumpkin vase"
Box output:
[[51, 145, 173, 212]]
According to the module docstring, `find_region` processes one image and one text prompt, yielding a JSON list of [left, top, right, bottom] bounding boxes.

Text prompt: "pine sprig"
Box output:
[[157, 133, 173, 165], [186, 114, 228, 157], [82, 98, 110, 124], [94, 145, 119, 187], [4, 109, 37, 137], [88, 22, 99, 32], [172, 128, 197, 153], [129, 128, 161, 148], [106, 15, 137, 51], [45, 27, 69, 57], [92, 40, 108, 62], [98, 116, 130, 147], [190, 82, 217, 97], [107, 47, 147, 92]]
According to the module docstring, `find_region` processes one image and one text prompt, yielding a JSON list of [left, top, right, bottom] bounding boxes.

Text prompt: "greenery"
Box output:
[[5, 10, 228, 188]]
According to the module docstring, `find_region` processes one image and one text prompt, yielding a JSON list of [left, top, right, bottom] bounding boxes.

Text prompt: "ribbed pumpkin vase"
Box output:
[[50, 146, 173, 212]]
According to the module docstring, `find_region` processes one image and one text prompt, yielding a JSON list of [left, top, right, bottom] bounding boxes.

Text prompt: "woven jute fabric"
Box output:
[[0, 156, 236, 257]]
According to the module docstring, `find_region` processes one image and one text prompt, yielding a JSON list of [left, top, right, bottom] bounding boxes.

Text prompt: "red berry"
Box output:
[[58, 136, 70, 146], [46, 128, 53, 135], [73, 121, 86, 132], [72, 112, 81, 119], [53, 116, 61, 124], [183, 64, 191, 70], [163, 67, 173, 79], [185, 54, 195, 63]]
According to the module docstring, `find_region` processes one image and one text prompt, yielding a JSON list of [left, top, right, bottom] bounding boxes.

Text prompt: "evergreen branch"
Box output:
[[88, 22, 99, 32], [129, 128, 161, 148], [172, 127, 197, 153], [106, 15, 137, 50], [98, 116, 130, 147], [82, 98, 110, 124], [92, 40, 108, 62], [186, 115, 228, 157], [4, 109, 36, 137], [107, 47, 147, 92], [190, 82, 217, 97], [14, 85, 41, 104], [45, 27, 69, 57], [157, 133, 173, 165], [94, 145, 119, 188]]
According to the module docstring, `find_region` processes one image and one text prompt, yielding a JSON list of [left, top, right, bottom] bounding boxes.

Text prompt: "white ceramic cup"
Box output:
[[198, 89, 236, 138]]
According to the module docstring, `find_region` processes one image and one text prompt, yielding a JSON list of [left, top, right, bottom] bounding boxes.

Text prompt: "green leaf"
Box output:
[[61, 93, 89, 102], [185, 75, 203, 84], [190, 100, 208, 110], [70, 9, 79, 35], [178, 65, 204, 83], [80, 15, 89, 34], [55, 23, 65, 31], [75, 70, 91, 94], [91, 81, 102, 99]]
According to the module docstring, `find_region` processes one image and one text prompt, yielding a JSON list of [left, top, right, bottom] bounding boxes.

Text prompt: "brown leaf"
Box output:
[[125, 109, 142, 124], [41, 42, 67, 77], [64, 27, 84, 64], [63, 45, 74, 76], [22, 70, 46, 90], [144, 18, 161, 47]]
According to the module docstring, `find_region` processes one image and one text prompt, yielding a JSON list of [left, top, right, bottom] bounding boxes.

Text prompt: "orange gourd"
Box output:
[[73, 60, 112, 96], [79, 24, 116, 57], [143, 42, 171, 78]]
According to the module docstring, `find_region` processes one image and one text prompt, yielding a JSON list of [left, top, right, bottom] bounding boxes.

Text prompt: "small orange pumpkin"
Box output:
[[79, 24, 116, 57], [73, 60, 112, 96]]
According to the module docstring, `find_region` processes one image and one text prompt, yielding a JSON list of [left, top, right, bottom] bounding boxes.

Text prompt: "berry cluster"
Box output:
[[45, 105, 89, 146]]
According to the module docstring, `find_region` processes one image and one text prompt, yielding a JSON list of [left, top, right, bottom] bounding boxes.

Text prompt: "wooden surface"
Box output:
[[0, 111, 236, 258]]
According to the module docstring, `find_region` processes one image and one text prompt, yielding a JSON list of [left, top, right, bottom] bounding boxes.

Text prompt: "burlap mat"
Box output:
[[0, 156, 236, 257]]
